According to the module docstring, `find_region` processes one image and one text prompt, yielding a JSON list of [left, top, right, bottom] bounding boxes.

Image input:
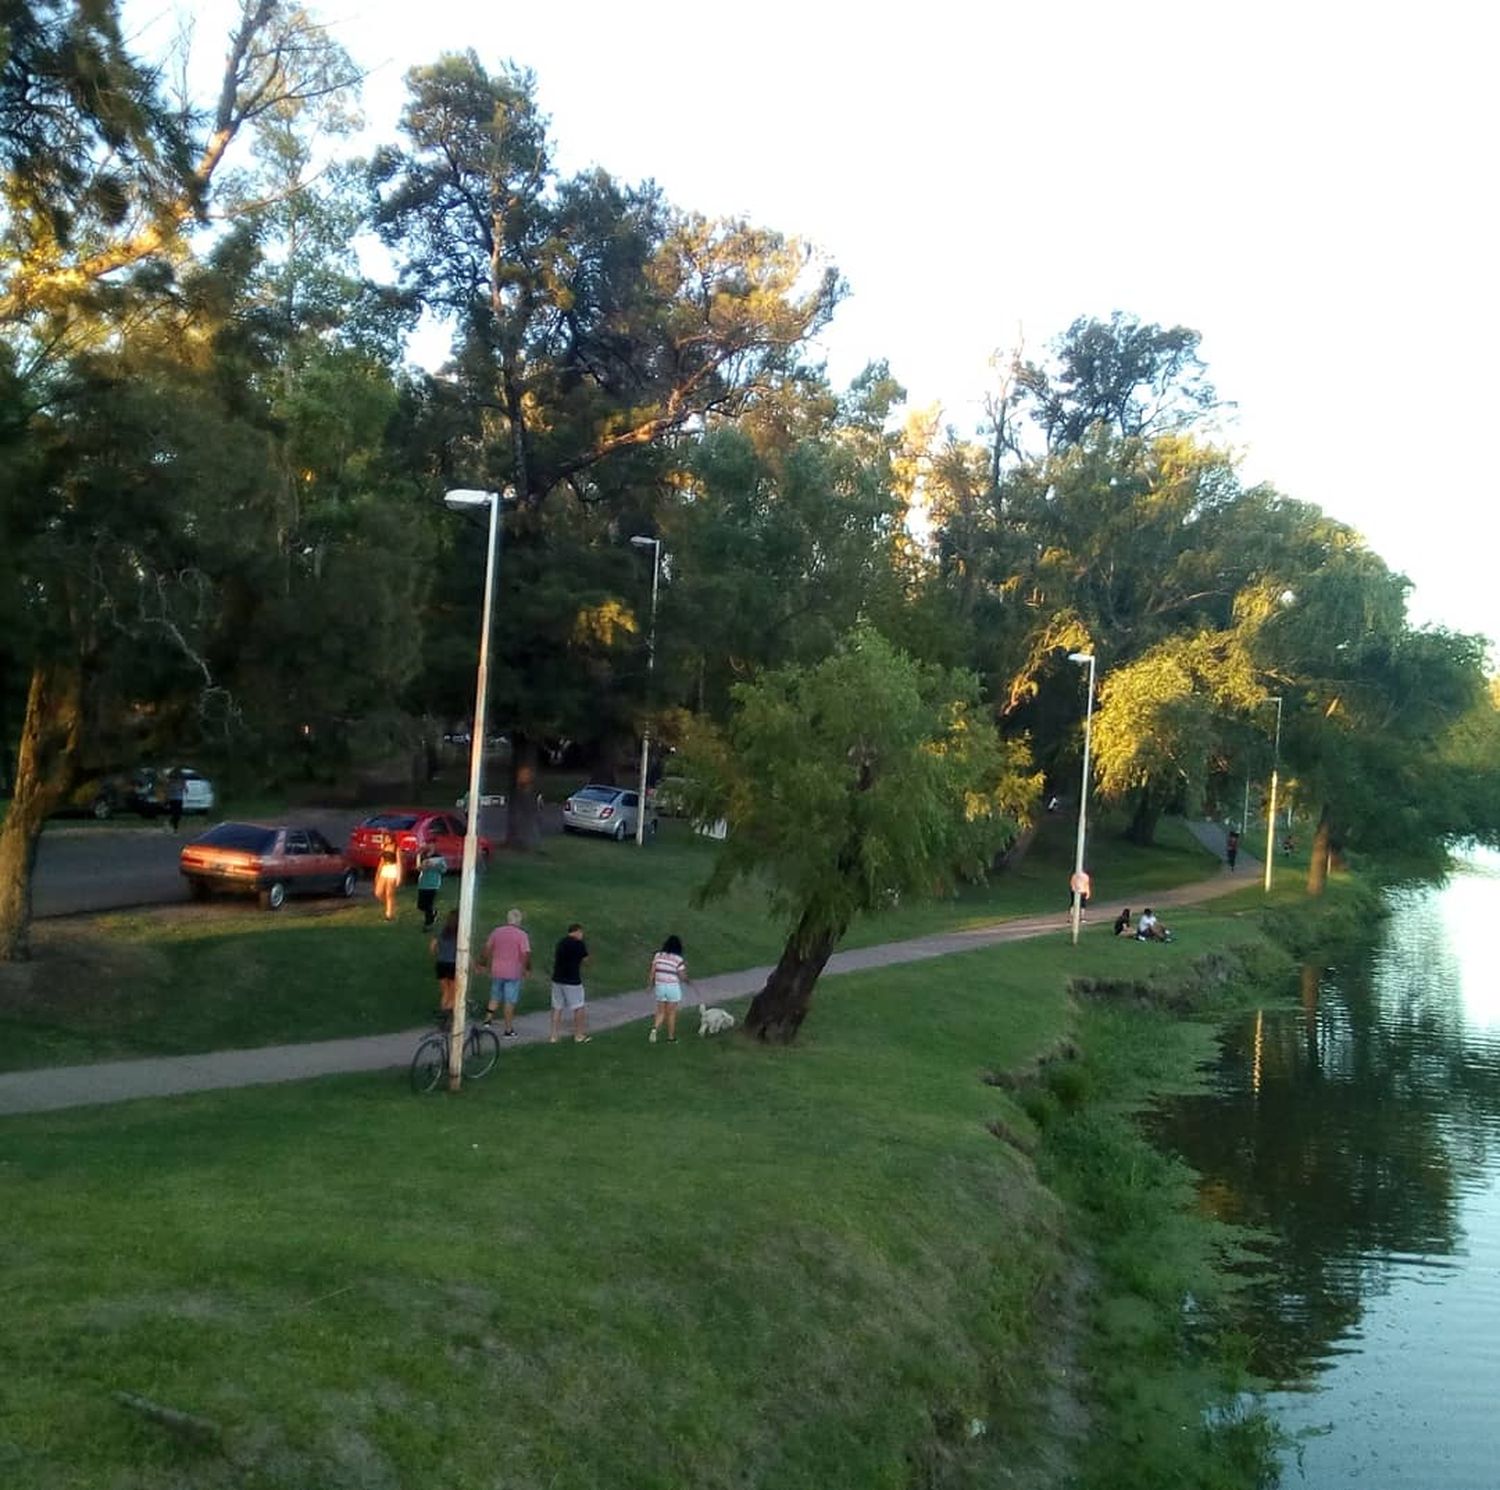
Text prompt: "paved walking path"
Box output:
[[0, 871, 1243, 1118]]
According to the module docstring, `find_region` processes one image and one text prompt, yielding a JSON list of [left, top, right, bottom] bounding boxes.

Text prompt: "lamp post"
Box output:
[[443, 487, 506, 1090], [1262, 695, 1283, 894], [629, 535, 662, 847], [1067, 651, 1096, 946]]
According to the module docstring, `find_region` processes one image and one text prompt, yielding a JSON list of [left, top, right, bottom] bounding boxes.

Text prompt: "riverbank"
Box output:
[[0, 875, 1348, 1489]]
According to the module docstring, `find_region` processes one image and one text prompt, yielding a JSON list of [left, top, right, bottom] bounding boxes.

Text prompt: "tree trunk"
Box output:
[[743, 910, 845, 1044], [0, 659, 84, 961], [505, 733, 543, 850], [1306, 806, 1332, 897], [1125, 790, 1161, 846]]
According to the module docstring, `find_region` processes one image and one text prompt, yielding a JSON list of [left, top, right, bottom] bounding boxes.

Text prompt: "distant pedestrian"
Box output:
[[1069, 868, 1091, 921], [415, 848, 446, 930], [550, 923, 590, 1044], [431, 908, 460, 1020], [647, 934, 694, 1045], [480, 907, 531, 1036], [166, 772, 185, 833], [1113, 907, 1133, 937], [1225, 829, 1240, 871], [374, 843, 402, 922]]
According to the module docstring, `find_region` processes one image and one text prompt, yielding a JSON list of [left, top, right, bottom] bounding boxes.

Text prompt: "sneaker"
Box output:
[[574, 1035, 591, 1044], [548, 1035, 559, 1044], [667, 1037, 677, 1045], [648, 1028, 658, 1044], [502, 1029, 517, 1039]]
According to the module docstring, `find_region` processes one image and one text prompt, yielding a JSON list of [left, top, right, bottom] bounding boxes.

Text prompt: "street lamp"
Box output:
[[629, 534, 662, 847], [1067, 651, 1096, 946], [1261, 695, 1283, 894], [443, 487, 507, 1090]]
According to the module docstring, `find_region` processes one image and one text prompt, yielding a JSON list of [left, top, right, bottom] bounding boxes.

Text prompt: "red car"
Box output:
[[346, 810, 492, 874], [180, 822, 357, 911]]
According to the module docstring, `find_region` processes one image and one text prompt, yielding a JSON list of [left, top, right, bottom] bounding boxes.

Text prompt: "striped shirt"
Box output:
[[650, 952, 686, 989]]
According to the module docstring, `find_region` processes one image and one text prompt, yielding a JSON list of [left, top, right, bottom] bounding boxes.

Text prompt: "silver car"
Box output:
[[562, 784, 657, 841]]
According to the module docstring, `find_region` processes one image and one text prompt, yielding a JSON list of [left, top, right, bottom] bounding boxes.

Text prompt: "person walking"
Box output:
[[431, 908, 460, 1022], [1225, 828, 1240, 871], [1069, 868, 1092, 922], [550, 923, 590, 1044], [373, 842, 402, 922], [647, 934, 694, 1044], [414, 848, 446, 930], [165, 771, 185, 833], [479, 907, 531, 1036]]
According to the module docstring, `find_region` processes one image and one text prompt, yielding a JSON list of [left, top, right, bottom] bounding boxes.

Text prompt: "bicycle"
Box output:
[[409, 1012, 501, 1093]]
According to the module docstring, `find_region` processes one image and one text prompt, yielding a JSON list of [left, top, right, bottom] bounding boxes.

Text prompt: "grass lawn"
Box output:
[[0, 812, 1218, 1072], [0, 905, 1274, 1490]]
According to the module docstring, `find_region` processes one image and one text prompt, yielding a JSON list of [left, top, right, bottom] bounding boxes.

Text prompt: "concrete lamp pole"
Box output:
[[1067, 651, 1096, 946], [629, 535, 662, 847], [443, 488, 507, 1091], [1262, 695, 1283, 894]]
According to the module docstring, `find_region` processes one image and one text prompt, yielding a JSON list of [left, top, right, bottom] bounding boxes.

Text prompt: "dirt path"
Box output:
[[0, 870, 1244, 1117]]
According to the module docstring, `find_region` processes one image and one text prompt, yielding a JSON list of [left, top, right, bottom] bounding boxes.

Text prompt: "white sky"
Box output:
[[148, 0, 1500, 646]]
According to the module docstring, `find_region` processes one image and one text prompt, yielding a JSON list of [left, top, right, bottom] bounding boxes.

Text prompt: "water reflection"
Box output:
[[1151, 853, 1500, 1485]]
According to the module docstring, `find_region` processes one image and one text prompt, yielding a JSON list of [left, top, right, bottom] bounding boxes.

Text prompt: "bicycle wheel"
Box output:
[[462, 1025, 500, 1080], [409, 1034, 447, 1094]]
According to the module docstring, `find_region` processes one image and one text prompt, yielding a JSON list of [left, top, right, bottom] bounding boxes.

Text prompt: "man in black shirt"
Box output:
[[550, 923, 590, 1044]]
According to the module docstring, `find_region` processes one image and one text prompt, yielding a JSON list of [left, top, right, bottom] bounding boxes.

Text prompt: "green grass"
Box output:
[[0, 812, 1219, 1072], [0, 939, 1089, 1490]]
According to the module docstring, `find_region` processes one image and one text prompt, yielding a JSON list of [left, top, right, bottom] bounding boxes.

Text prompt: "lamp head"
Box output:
[[1066, 651, 1093, 665], [629, 534, 659, 550], [444, 488, 496, 511]]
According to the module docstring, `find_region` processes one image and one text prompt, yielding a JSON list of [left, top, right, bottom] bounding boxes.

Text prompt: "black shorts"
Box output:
[[435, 961, 457, 980]]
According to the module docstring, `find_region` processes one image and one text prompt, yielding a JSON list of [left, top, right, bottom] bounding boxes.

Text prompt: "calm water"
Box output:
[[1152, 849, 1500, 1488]]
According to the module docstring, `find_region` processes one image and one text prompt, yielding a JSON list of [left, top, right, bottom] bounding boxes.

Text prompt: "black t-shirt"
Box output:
[[552, 935, 588, 984]]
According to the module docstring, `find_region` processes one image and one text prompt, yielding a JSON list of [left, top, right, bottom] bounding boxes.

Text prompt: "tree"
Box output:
[[370, 53, 840, 844], [680, 630, 1039, 1042]]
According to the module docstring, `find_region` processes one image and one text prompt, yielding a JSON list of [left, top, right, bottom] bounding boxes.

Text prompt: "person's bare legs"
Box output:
[[549, 1004, 562, 1043], [573, 1004, 589, 1042], [665, 1002, 678, 1041]]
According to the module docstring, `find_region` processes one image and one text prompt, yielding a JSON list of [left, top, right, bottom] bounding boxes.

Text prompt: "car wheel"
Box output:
[[562, 824, 577, 835], [92, 797, 113, 820], [260, 881, 287, 912], [340, 869, 357, 898], [612, 820, 627, 842]]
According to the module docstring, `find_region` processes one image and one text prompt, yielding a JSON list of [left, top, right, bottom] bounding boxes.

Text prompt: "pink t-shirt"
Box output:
[[485, 924, 530, 979]]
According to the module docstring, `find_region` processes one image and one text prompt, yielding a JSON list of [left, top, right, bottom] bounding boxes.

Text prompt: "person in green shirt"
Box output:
[[415, 848, 446, 931]]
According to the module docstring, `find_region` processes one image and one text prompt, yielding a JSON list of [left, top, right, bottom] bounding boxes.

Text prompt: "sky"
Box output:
[[146, 0, 1498, 646]]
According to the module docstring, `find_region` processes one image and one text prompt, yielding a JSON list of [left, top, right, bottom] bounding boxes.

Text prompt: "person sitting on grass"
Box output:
[[1113, 907, 1133, 937], [1135, 907, 1172, 942]]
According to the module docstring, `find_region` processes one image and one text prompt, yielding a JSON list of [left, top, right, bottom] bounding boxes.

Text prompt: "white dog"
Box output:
[[698, 1005, 736, 1037]]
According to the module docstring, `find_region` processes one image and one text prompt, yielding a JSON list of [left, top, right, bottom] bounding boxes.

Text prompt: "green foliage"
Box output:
[[682, 629, 1040, 945]]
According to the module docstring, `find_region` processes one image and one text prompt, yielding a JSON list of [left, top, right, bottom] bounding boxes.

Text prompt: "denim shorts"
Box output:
[[551, 981, 585, 1011], [653, 982, 682, 1005], [490, 977, 522, 1006]]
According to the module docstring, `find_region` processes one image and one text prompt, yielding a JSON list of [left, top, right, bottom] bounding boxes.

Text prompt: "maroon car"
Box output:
[[180, 822, 357, 911], [346, 810, 492, 874]]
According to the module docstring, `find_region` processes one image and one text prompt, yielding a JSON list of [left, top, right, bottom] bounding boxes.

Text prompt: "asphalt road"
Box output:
[[31, 805, 523, 919]]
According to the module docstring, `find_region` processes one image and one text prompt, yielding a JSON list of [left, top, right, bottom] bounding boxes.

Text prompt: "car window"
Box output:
[[621, 793, 638, 807], [362, 813, 419, 831], [284, 831, 310, 856], [307, 830, 333, 854], [194, 823, 277, 853], [575, 786, 620, 803]]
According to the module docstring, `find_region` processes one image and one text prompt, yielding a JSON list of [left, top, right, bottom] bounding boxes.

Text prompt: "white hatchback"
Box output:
[[561, 784, 657, 841]]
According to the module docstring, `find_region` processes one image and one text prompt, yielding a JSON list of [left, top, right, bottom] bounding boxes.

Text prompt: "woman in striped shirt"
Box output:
[[647, 934, 692, 1044]]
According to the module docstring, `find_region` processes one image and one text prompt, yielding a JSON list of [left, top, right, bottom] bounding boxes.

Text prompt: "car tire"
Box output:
[[612, 820, 627, 842], [562, 824, 577, 835], [260, 881, 287, 912], [340, 869, 357, 898], [91, 797, 113, 820]]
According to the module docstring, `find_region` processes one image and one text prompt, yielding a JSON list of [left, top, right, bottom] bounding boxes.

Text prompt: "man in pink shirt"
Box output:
[[479, 907, 532, 1036]]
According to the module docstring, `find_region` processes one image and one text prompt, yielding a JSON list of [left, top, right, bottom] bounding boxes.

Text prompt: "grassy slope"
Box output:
[[0, 814, 1216, 1071], [0, 936, 1094, 1489]]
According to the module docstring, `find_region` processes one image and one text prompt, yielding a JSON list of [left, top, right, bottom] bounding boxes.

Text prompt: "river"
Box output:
[[1152, 848, 1500, 1488]]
